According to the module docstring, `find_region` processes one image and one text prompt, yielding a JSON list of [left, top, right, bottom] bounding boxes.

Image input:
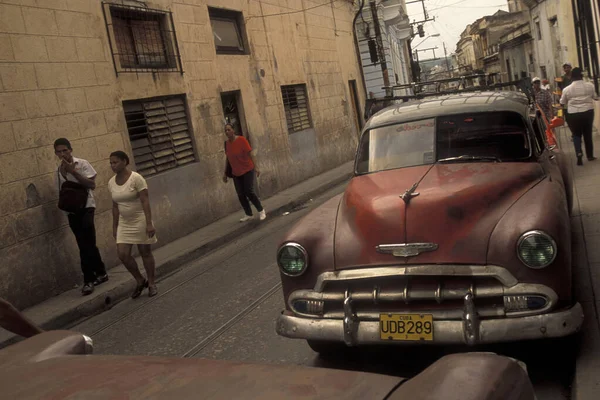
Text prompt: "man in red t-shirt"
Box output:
[[223, 124, 266, 221]]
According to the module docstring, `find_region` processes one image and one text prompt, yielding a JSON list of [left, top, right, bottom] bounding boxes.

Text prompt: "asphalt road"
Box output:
[[69, 183, 574, 399]]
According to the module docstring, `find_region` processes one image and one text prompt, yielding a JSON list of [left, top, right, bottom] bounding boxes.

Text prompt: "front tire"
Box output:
[[306, 340, 348, 357]]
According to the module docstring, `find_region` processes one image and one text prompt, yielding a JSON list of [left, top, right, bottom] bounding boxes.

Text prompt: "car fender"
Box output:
[[487, 176, 571, 301], [277, 193, 343, 309]]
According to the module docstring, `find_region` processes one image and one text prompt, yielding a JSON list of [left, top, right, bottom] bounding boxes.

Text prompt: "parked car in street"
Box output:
[[275, 91, 584, 354], [0, 330, 535, 399]]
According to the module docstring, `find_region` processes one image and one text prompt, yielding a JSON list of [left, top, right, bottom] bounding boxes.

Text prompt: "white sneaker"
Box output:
[[259, 210, 267, 221], [240, 215, 252, 222]]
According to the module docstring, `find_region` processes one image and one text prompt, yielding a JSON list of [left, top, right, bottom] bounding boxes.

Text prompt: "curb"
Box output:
[[0, 170, 353, 349]]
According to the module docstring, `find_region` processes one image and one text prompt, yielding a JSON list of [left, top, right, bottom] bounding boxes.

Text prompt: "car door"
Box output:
[[531, 113, 572, 212]]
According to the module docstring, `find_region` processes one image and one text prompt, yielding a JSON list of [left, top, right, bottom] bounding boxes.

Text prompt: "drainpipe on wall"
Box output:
[[571, 0, 584, 68], [369, 0, 392, 97], [353, 0, 368, 97], [582, 0, 600, 93]]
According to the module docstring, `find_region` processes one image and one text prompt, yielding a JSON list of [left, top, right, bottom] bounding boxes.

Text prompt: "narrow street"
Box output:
[[69, 183, 573, 400]]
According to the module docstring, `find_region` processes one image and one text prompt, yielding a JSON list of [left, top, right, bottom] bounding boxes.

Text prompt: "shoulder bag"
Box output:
[[57, 169, 89, 213]]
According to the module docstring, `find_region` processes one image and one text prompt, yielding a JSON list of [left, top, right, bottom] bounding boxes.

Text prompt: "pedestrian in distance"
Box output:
[[222, 123, 267, 222], [560, 67, 598, 166], [558, 63, 573, 91], [54, 138, 108, 296], [108, 151, 158, 298], [532, 77, 554, 121]]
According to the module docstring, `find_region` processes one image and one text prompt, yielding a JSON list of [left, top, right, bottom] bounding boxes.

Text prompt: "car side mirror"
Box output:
[[548, 117, 564, 129], [0, 331, 92, 368]]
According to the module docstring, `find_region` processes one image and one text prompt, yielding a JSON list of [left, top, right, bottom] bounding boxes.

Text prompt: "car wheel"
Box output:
[[306, 340, 348, 357]]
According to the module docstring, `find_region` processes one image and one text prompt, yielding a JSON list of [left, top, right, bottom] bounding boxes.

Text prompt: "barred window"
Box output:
[[123, 96, 196, 177], [281, 85, 312, 133], [208, 7, 248, 55], [103, 3, 183, 74]]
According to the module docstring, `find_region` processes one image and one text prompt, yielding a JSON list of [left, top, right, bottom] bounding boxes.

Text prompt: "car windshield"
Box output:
[[356, 111, 532, 174]]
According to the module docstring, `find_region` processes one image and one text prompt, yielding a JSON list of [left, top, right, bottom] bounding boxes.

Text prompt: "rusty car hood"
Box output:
[[335, 163, 544, 269], [0, 354, 402, 399]]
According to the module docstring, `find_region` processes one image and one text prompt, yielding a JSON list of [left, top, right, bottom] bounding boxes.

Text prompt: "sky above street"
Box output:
[[406, 0, 510, 60]]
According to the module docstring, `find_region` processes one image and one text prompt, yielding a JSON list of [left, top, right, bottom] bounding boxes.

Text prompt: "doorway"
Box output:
[[221, 90, 249, 142]]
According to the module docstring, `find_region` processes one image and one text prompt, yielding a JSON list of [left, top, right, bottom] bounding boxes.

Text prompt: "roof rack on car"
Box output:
[[365, 77, 533, 120]]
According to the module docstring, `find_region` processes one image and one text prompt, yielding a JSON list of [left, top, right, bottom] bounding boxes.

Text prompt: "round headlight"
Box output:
[[517, 230, 557, 269], [277, 243, 308, 276]]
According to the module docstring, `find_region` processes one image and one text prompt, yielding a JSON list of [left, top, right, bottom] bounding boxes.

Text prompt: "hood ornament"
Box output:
[[376, 243, 439, 258], [400, 182, 420, 204]]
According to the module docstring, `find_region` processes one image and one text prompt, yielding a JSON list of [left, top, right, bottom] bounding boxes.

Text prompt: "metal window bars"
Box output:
[[124, 96, 196, 177], [281, 85, 312, 133], [102, 2, 183, 75]]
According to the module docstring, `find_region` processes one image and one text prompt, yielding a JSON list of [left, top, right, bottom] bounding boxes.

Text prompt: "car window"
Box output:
[[356, 118, 435, 174], [436, 112, 531, 161]]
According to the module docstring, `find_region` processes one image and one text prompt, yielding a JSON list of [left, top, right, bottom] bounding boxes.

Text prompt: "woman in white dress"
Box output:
[[108, 151, 158, 298]]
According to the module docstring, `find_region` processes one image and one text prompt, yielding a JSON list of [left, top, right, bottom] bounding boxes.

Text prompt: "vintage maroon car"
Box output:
[[275, 91, 584, 354], [0, 331, 535, 399]]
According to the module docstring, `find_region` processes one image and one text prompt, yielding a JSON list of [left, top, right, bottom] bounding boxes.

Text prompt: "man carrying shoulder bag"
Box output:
[[54, 138, 108, 296]]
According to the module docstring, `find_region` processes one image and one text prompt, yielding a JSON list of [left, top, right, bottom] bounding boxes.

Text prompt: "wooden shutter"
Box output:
[[124, 96, 195, 177]]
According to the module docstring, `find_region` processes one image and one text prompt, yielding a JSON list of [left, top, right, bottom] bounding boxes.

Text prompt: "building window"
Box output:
[[103, 3, 182, 74], [123, 95, 195, 177], [281, 85, 312, 133], [535, 20, 542, 40], [208, 7, 248, 55], [540, 66, 547, 80]]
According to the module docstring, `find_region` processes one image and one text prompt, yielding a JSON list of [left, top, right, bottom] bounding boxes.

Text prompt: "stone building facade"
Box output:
[[0, 0, 365, 309]]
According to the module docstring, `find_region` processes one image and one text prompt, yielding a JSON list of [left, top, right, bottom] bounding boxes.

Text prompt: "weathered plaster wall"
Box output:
[[0, 0, 365, 309]]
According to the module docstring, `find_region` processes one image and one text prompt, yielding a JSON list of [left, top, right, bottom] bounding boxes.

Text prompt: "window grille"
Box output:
[[123, 96, 195, 177], [102, 2, 183, 75], [281, 85, 312, 133], [208, 7, 248, 55]]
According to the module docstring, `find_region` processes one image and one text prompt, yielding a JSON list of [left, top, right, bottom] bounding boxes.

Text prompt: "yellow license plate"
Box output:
[[379, 314, 434, 341]]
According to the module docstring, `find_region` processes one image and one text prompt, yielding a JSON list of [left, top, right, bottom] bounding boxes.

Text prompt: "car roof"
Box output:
[[364, 91, 531, 130]]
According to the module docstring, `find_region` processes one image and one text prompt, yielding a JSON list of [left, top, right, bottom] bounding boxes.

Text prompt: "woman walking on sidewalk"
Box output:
[[108, 151, 158, 298], [560, 67, 597, 166], [222, 124, 266, 222]]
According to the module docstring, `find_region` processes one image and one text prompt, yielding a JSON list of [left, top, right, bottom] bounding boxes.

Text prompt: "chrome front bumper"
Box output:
[[276, 301, 584, 345]]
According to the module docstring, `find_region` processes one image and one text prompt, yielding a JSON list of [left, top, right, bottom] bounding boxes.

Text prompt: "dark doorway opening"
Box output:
[[221, 90, 249, 142], [349, 79, 363, 132]]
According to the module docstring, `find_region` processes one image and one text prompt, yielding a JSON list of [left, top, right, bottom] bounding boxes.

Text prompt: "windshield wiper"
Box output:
[[438, 155, 502, 163]]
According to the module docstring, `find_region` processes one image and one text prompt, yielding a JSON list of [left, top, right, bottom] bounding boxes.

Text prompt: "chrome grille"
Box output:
[[289, 266, 558, 319]]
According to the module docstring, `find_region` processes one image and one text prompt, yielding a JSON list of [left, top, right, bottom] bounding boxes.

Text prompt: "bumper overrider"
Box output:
[[275, 266, 584, 346]]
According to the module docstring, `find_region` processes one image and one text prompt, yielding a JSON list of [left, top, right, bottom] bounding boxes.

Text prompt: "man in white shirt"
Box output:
[[54, 138, 108, 295], [560, 67, 597, 165]]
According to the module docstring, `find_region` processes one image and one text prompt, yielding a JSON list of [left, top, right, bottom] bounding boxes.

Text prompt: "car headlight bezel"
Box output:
[[277, 242, 309, 277], [517, 230, 557, 269]]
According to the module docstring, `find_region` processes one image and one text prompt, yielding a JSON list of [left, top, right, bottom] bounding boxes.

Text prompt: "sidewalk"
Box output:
[[560, 125, 600, 399], [0, 161, 355, 348]]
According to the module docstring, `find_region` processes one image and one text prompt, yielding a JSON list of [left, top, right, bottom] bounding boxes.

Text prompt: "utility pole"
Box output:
[[369, 0, 391, 96], [407, 0, 435, 84], [443, 42, 451, 77]]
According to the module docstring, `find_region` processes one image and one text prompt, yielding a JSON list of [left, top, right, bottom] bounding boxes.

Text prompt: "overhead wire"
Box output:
[[246, 0, 336, 20]]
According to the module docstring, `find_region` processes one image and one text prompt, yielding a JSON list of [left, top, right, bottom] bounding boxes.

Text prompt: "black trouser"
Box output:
[[568, 110, 595, 159], [68, 208, 106, 284], [233, 169, 264, 216]]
